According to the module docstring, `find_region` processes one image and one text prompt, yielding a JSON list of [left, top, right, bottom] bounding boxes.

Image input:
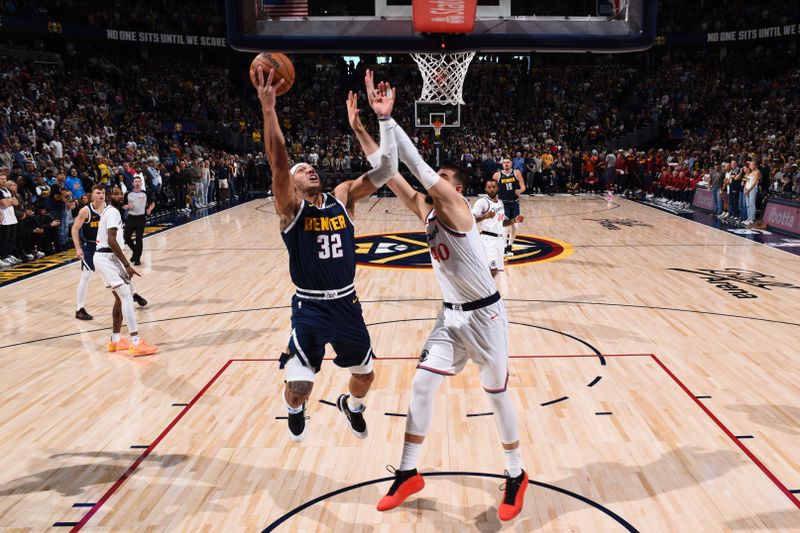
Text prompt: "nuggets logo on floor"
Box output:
[[355, 232, 573, 269]]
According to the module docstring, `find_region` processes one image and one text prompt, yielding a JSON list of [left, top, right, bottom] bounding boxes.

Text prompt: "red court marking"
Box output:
[[69, 360, 234, 532], [650, 353, 800, 509], [69, 354, 799, 530], [367, 198, 381, 212]]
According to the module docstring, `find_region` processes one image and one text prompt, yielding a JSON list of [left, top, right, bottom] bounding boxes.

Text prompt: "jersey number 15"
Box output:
[[317, 233, 343, 259]]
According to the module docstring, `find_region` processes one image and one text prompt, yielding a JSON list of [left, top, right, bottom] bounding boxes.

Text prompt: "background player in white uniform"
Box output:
[[472, 179, 524, 277], [349, 71, 528, 522], [72, 185, 148, 321], [94, 186, 158, 356]]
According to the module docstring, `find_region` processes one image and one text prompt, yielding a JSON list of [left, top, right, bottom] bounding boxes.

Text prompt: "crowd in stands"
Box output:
[[2, 32, 800, 267], [0, 52, 272, 267], [0, 0, 225, 35], [657, 0, 798, 35]]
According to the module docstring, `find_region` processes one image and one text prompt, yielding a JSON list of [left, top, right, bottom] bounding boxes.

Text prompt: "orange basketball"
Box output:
[[249, 52, 295, 96]]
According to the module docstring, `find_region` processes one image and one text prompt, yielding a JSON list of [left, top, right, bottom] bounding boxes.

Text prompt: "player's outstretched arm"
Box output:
[[352, 71, 428, 221], [334, 85, 398, 212], [361, 71, 471, 228], [255, 67, 297, 228], [345, 89, 426, 221], [390, 119, 473, 229]]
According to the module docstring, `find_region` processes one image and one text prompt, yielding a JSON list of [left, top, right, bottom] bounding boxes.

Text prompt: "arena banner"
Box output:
[[763, 198, 800, 238], [691, 187, 714, 212], [0, 15, 226, 47], [665, 22, 800, 46]]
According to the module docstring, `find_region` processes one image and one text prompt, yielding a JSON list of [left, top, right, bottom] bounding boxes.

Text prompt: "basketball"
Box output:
[[249, 52, 295, 96]]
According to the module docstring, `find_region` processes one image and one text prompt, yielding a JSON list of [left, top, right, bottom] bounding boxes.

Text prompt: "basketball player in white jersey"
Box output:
[[94, 186, 159, 356], [472, 179, 524, 277], [349, 72, 527, 521]]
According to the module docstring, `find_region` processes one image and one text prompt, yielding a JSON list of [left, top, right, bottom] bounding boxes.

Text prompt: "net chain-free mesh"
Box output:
[[411, 52, 476, 105]]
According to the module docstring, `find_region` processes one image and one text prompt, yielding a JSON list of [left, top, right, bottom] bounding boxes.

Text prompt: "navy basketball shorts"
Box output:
[[81, 242, 96, 271], [503, 200, 520, 221], [285, 294, 373, 378]]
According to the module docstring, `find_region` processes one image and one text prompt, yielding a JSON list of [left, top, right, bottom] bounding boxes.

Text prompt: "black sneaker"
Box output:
[[337, 393, 368, 439], [133, 293, 148, 307], [287, 404, 307, 442], [75, 308, 93, 321], [132, 259, 141, 266]]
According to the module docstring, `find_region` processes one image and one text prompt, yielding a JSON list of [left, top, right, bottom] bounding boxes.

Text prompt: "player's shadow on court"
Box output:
[[147, 263, 189, 273], [0, 452, 187, 498], [153, 298, 234, 309], [726, 510, 800, 530], [726, 404, 800, 435], [154, 328, 265, 350], [435, 447, 749, 532]]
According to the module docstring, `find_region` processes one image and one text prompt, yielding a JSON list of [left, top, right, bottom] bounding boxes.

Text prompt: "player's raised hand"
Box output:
[[364, 69, 377, 107], [347, 91, 364, 131], [370, 81, 396, 117], [255, 67, 286, 113]]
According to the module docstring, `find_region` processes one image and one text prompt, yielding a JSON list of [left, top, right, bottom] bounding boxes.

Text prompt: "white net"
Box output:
[[411, 51, 475, 105]]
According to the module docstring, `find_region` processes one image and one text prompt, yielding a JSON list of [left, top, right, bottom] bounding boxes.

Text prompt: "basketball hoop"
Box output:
[[411, 51, 475, 105]]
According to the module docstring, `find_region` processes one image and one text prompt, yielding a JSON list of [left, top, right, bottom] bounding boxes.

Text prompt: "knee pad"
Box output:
[[487, 391, 520, 445], [284, 355, 316, 383], [405, 370, 445, 437]]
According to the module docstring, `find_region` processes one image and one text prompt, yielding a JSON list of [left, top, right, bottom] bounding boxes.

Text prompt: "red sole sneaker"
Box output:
[[498, 470, 529, 521], [377, 473, 425, 511]]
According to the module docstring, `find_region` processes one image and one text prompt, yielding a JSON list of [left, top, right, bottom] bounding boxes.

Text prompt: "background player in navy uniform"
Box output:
[[71, 185, 105, 320], [255, 67, 398, 441], [493, 157, 525, 256]]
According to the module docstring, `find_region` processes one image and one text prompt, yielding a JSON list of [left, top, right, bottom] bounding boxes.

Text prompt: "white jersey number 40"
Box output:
[[430, 243, 450, 262]]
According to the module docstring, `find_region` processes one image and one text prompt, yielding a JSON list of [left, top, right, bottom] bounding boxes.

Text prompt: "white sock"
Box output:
[[285, 394, 303, 414], [132, 335, 140, 345], [399, 441, 422, 471], [504, 448, 522, 478], [347, 395, 365, 413], [111, 333, 121, 343]]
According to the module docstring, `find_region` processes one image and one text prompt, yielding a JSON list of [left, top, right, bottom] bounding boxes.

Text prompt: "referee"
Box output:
[[123, 176, 154, 266]]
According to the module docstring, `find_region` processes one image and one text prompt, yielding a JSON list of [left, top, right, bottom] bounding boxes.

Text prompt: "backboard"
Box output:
[[226, 0, 656, 54]]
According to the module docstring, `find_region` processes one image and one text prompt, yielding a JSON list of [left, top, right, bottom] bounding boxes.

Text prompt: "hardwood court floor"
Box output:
[[0, 195, 798, 532]]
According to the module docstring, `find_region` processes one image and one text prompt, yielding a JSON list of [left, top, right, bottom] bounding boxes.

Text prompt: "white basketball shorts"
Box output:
[[417, 299, 509, 393], [94, 252, 129, 289], [481, 234, 505, 271]]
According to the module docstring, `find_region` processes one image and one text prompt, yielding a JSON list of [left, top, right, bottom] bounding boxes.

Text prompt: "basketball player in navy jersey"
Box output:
[[255, 67, 399, 442], [494, 158, 525, 256], [71, 185, 106, 320], [350, 72, 527, 521]]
